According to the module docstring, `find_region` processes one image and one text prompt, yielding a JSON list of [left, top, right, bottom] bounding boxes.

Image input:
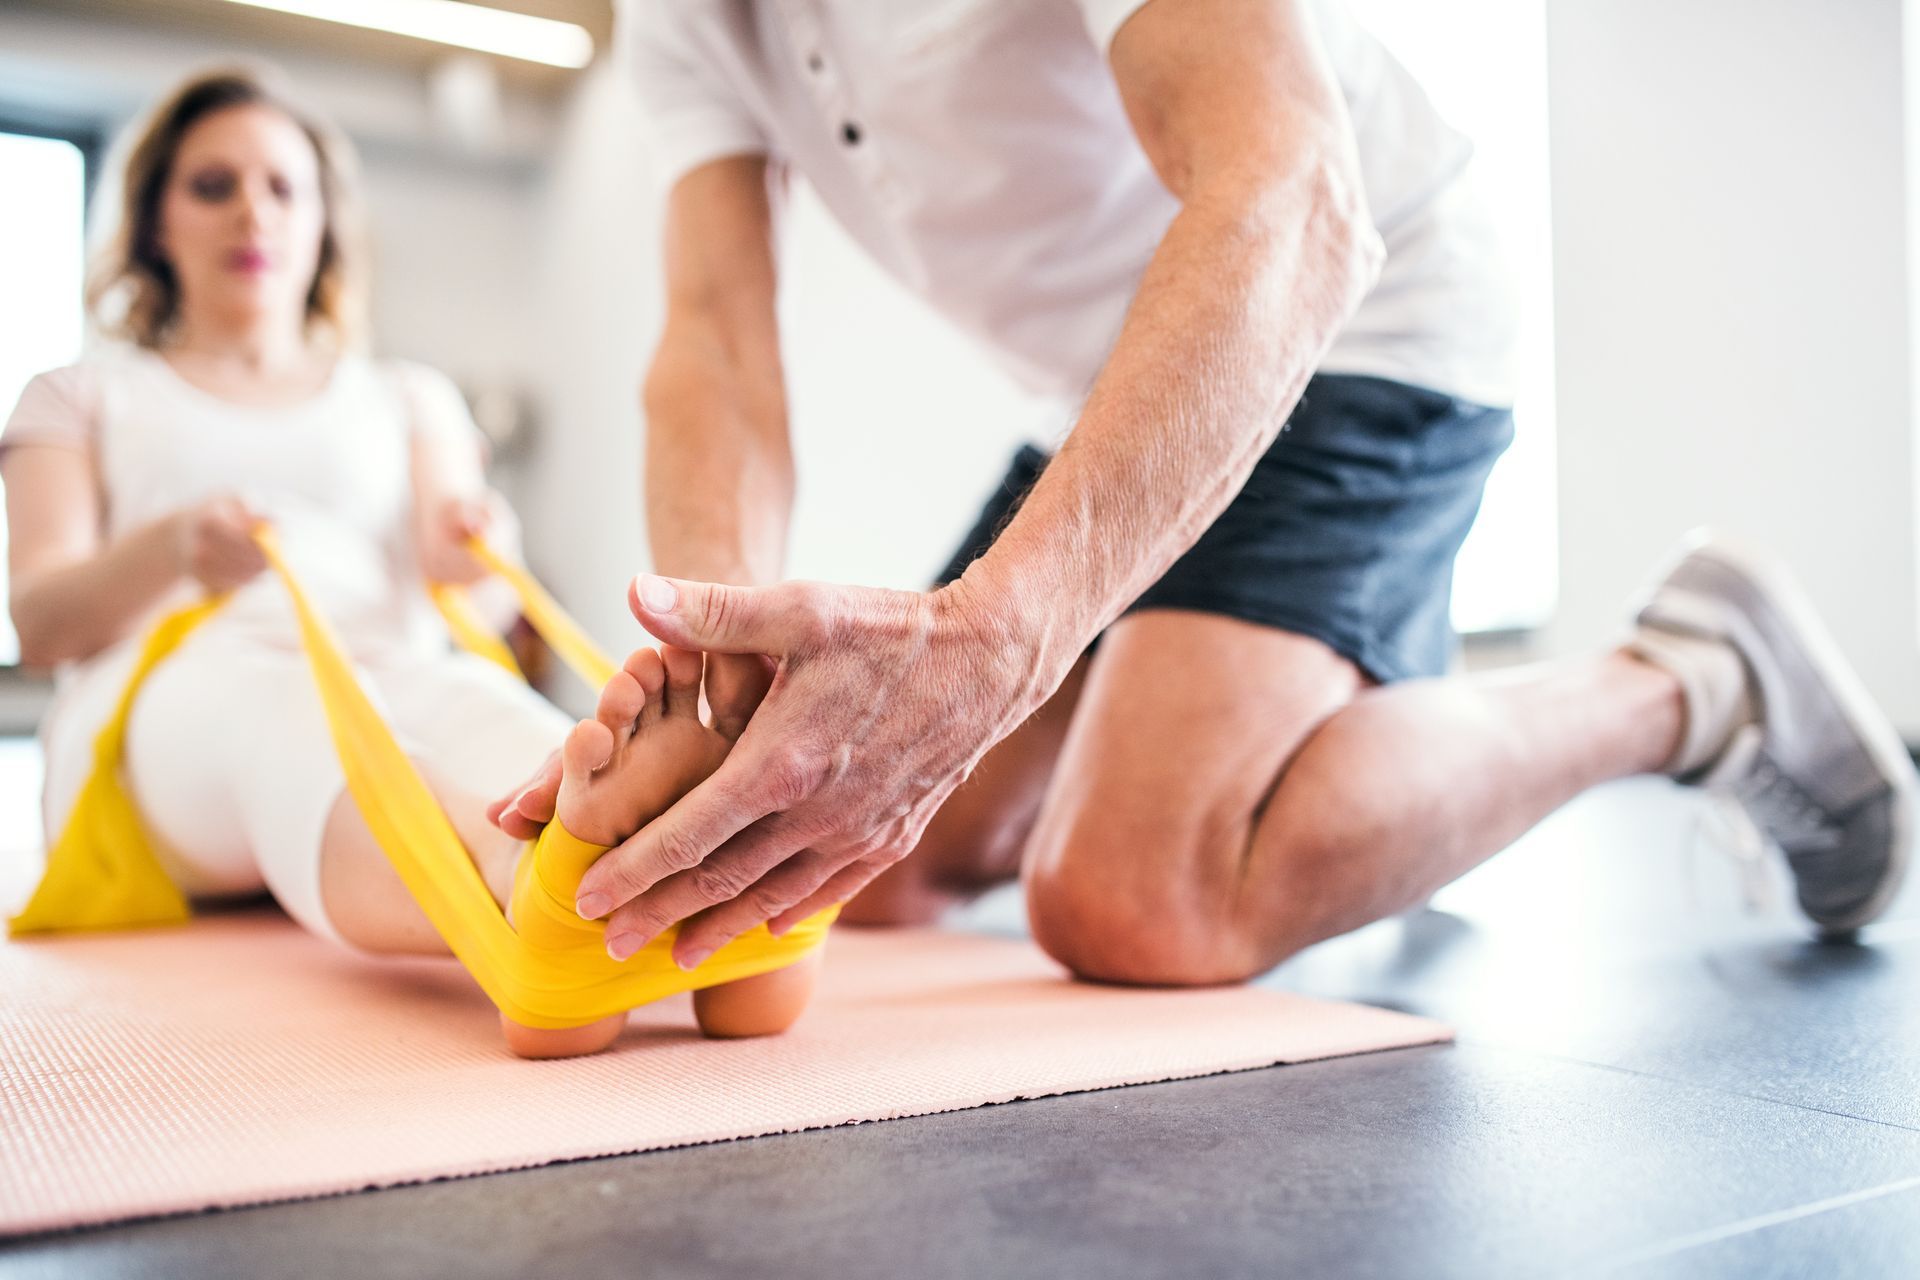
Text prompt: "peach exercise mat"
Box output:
[[0, 908, 1450, 1236]]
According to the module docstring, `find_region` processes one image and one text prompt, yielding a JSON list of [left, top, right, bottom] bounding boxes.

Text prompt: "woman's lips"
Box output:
[[226, 248, 271, 273]]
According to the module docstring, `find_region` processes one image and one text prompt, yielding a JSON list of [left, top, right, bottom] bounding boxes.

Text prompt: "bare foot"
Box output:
[[499, 645, 815, 1055], [692, 948, 822, 1038], [553, 644, 730, 848]]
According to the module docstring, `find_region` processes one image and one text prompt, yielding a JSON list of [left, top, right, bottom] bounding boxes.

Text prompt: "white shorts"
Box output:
[[39, 622, 572, 945]]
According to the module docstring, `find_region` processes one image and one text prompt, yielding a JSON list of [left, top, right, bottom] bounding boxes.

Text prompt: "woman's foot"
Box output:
[[554, 644, 732, 846], [692, 948, 822, 1038], [500, 645, 817, 1056]]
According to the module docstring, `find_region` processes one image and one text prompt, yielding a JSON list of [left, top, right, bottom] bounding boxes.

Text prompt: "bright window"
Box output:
[[1346, 0, 1560, 633], [0, 129, 88, 666]]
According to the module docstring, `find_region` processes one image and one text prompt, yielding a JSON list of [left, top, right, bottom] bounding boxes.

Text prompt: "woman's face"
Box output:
[[156, 103, 327, 335]]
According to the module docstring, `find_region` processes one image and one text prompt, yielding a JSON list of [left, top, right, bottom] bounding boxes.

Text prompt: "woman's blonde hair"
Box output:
[[87, 67, 370, 350]]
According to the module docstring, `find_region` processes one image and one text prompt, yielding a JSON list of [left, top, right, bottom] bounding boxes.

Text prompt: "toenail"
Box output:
[[637, 575, 677, 612], [576, 892, 611, 919], [606, 932, 640, 961]]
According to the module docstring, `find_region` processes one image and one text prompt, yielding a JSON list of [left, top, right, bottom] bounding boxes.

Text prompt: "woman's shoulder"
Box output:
[[371, 356, 466, 410], [369, 357, 481, 443], [0, 347, 148, 453], [16, 345, 142, 399]]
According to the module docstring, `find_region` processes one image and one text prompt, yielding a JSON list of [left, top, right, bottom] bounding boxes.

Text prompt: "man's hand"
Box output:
[[485, 648, 776, 840], [571, 571, 1046, 968]]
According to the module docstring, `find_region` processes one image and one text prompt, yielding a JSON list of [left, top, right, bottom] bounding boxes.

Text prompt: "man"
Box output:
[[494, 0, 1913, 980]]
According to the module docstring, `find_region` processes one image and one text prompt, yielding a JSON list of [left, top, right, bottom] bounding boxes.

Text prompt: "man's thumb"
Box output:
[[629, 574, 787, 654]]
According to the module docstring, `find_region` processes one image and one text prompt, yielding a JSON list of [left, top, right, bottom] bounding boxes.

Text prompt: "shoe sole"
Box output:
[[1675, 533, 1916, 936]]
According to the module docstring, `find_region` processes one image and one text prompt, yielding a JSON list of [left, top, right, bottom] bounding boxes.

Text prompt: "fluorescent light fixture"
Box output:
[[220, 0, 594, 69]]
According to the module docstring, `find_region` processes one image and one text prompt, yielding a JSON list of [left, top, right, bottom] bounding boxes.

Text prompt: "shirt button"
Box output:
[[840, 121, 862, 146]]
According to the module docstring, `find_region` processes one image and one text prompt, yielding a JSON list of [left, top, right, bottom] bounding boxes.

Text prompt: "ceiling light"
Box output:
[[219, 0, 594, 69]]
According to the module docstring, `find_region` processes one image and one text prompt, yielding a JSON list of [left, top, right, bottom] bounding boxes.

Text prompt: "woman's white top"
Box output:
[[1, 346, 484, 761]]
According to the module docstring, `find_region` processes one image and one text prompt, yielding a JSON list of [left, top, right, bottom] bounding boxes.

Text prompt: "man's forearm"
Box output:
[[953, 164, 1381, 693], [643, 354, 794, 588]]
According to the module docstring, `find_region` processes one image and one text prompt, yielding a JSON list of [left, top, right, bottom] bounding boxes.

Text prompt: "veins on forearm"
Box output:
[[965, 163, 1377, 670]]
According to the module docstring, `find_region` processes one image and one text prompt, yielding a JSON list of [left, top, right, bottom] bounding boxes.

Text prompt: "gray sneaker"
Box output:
[[1636, 534, 1916, 937]]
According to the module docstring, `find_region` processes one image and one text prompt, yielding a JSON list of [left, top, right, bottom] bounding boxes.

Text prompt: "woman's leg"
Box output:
[[314, 762, 526, 955], [121, 634, 341, 925], [381, 645, 817, 1052], [119, 630, 538, 953]]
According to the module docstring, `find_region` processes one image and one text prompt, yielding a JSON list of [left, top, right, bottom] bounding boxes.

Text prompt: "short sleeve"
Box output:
[[1076, 0, 1155, 55], [0, 365, 101, 464], [387, 360, 488, 463], [616, 0, 771, 191]]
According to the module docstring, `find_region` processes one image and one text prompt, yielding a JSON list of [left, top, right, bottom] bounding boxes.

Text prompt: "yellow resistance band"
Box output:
[[9, 530, 833, 1030]]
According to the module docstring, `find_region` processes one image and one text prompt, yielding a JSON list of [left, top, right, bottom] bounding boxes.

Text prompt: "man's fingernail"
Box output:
[[767, 918, 792, 937], [576, 893, 611, 919], [636, 574, 677, 613], [676, 947, 711, 972], [607, 932, 640, 961]]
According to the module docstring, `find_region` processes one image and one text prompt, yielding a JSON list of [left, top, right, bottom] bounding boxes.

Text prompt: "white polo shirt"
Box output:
[[617, 0, 1515, 407]]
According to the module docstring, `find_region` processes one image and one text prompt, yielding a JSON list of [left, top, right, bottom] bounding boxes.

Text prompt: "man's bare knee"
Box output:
[[1024, 825, 1308, 987]]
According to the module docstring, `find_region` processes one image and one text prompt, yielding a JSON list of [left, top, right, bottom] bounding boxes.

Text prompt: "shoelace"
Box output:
[[1691, 724, 1842, 912]]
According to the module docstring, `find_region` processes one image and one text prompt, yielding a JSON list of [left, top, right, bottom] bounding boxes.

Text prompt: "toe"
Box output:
[[595, 670, 647, 742], [623, 648, 668, 726], [709, 652, 775, 742], [562, 718, 615, 779], [661, 645, 703, 718]]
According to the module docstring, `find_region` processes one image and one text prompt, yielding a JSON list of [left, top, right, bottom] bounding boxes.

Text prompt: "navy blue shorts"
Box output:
[[935, 373, 1515, 683]]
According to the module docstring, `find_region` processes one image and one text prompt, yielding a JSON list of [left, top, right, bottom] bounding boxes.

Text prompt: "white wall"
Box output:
[[515, 61, 656, 677], [363, 155, 543, 398], [776, 189, 1068, 592], [1544, 0, 1920, 732]]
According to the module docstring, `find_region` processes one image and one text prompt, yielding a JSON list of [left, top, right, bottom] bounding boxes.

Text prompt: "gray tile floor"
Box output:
[[3, 745, 1918, 1279]]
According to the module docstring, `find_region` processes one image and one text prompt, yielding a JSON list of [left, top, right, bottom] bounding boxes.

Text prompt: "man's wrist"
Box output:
[[939, 555, 1084, 716]]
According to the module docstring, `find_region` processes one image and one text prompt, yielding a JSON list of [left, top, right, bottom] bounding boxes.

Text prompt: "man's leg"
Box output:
[[1020, 609, 1685, 985]]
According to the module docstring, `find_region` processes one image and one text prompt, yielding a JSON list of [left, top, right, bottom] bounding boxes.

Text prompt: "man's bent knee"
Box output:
[[1024, 833, 1309, 987]]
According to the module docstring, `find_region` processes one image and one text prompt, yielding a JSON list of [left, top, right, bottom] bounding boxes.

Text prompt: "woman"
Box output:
[[1, 68, 814, 1056]]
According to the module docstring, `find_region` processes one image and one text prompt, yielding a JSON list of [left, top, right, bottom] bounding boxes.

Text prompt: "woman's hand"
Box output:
[[418, 493, 498, 586], [173, 494, 268, 593]]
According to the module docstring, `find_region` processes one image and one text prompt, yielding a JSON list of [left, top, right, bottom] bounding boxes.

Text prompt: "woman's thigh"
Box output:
[[120, 631, 350, 936], [370, 651, 573, 806]]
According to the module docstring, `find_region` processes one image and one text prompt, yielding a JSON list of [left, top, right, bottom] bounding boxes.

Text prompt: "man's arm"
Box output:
[[572, 0, 1386, 962], [955, 0, 1384, 690], [643, 155, 792, 588]]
